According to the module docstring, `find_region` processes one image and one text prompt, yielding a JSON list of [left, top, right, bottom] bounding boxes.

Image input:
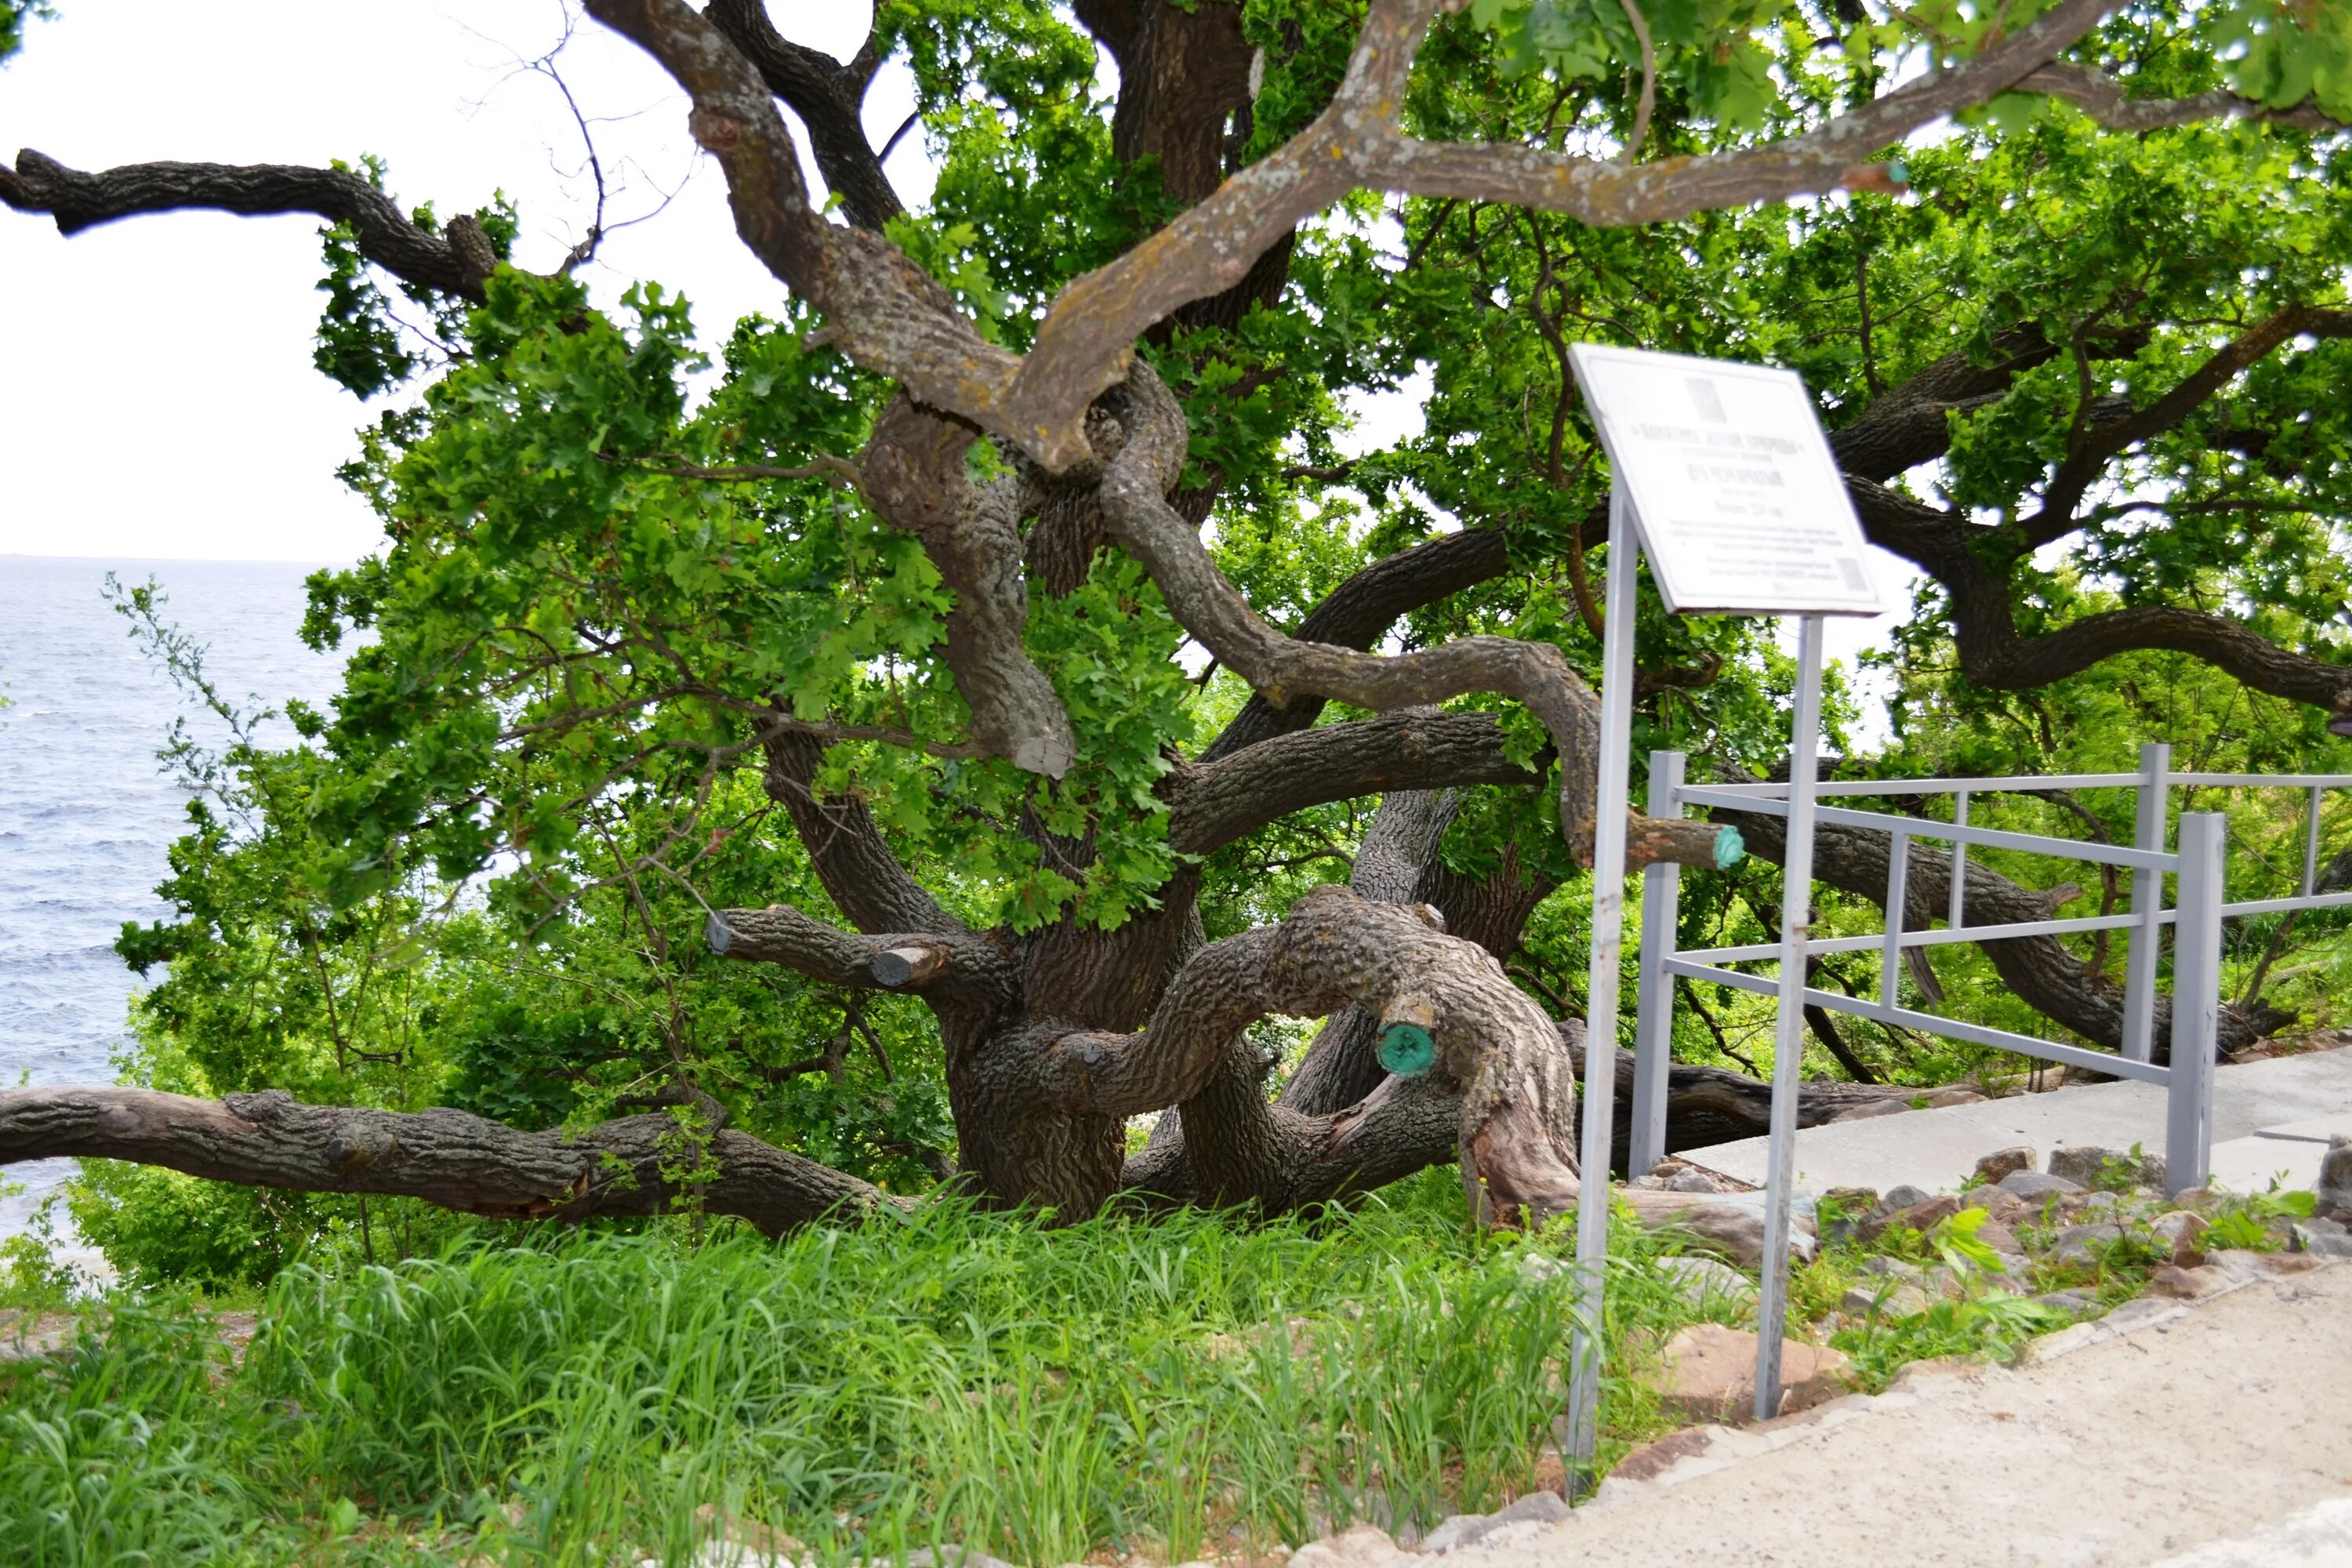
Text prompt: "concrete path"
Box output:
[[1458, 1262, 2352, 1567], [1681, 1047, 2352, 1195]]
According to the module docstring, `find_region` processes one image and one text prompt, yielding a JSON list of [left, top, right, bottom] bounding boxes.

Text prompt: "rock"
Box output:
[[2319, 1134, 2352, 1215], [1880, 1183, 1933, 1211], [2150, 1264, 2234, 1300], [1641, 1189, 1817, 1269], [1818, 1187, 1879, 1247], [2205, 1248, 2325, 1283], [1414, 1517, 1483, 1555], [1654, 1323, 1852, 1423], [1859, 1255, 1926, 1280], [2048, 1145, 2164, 1189], [1958, 1186, 2028, 1224], [1289, 1525, 1403, 1568], [2046, 1221, 2130, 1265], [1658, 1254, 1758, 1312], [1973, 1146, 2038, 1185], [691, 1506, 805, 1568], [1666, 1167, 1725, 1193], [1415, 1492, 1570, 1553], [898, 1549, 1019, 1568], [2149, 1210, 2210, 1265], [0, 1312, 73, 1362], [1841, 1281, 1932, 1319], [1973, 1219, 2027, 1258], [2033, 1290, 2100, 1316], [1861, 1195, 1959, 1242], [2290, 1219, 2352, 1258], [1922, 1087, 1988, 1109], [1829, 1099, 1909, 1123], [1998, 1170, 2084, 1201]]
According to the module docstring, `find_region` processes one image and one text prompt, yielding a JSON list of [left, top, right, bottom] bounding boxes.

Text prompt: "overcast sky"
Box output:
[[0, 0, 902, 564], [0, 2, 1907, 719]]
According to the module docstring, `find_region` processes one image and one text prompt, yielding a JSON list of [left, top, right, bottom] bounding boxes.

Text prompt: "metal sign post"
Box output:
[[1752, 612, 1824, 1417], [1559, 343, 1888, 1483], [1561, 486, 1640, 1483]]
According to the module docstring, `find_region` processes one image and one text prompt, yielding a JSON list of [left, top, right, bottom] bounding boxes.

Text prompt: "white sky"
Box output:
[[0, 0, 1907, 726], [0, 0, 902, 564]]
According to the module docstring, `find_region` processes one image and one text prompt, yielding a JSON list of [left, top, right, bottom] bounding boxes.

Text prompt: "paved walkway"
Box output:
[[1682, 1047, 2352, 1195], [1459, 1262, 2352, 1566]]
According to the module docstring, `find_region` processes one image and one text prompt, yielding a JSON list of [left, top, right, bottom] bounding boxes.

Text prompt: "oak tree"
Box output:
[[4, 0, 2347, 1262]]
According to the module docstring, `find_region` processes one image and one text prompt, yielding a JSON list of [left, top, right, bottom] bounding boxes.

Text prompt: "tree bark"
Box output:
[[0, 1087, 891, 1233]]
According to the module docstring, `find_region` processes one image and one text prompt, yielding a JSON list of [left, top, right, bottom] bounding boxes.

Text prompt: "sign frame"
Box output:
[[1559, 344, 1876, 1487], [1567, 342, 1889, 619]]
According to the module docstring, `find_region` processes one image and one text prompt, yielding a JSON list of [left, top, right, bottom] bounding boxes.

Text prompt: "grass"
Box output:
[[15, 1163, 2291, 1566], [0, 1171, 1751, 1568]]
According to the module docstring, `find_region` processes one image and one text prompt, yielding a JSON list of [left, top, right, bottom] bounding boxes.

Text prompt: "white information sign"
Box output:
[[1569, 343, 1889, 617]]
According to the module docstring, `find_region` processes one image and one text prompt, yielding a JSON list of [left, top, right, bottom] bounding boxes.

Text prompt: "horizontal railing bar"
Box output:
[[1682, 911, 2154, 965], [1676, 789, 2179, 871], [1686, 771, 2352, 797], [1684, 774, 2144, 799], [1663, 959, 2173, 1086], [1668, 889, 2351, 969], [2219, 891, 2352, 918], [2170, 773, 2352, 789]]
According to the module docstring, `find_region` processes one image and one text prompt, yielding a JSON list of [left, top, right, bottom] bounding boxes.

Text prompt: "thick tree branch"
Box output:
[[1168, 710, 1538, 855], [1826, 326, 2061, 481], [590, 0, 2124, 470], [1100, 364, 1610, 859], [1844, 477, 2352, 730], [858, 400, 1077, 775], [583, 0, 1029, 451], [704, 0, 903, 231], [759, 730, 963, 935], [2032, 304, 2352, 536], [0, 151, 499, 299], [2016, 62, 2351, 133], [1080, 0, 1255, 207], [704, 903, 1018, 1007], [1201, 529, 1512, 762], [0, 1087, 891, 1234], [1011, 0, 2119, 460], [1955, 599, 2352, 722]]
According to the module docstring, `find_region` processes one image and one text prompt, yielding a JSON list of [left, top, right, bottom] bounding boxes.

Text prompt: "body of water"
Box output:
[[0, 556, 347, 1242]]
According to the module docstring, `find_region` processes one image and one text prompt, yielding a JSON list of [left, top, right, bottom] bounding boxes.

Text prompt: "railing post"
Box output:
[[2122, 742, 2173, 1064], [1881, 830, 1911, 1015], [1947, 790, 1969, 931], [1563, 487, 1641, 1486], [1630, 750, 1686, 1176], [2165, 811, 2225, 1198], [2303, 786, 2324, 898], [1755, 614, 1827, 1424]]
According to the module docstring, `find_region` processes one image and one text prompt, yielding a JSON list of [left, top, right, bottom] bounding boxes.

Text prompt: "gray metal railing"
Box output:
[[1628, 746, 2352, 1196]]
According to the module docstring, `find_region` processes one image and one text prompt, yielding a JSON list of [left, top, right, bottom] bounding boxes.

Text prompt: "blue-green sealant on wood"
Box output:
[[1714, 824, 1745, 870], [1377, 1022, 1437, 1077]]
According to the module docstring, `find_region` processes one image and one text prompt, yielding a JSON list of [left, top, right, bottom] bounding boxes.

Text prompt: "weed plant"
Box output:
[[0, 1171, 1741, 1568]]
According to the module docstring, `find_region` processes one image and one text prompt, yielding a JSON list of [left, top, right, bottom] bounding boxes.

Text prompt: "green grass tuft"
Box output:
[[0, 1175, 1735, 1566]]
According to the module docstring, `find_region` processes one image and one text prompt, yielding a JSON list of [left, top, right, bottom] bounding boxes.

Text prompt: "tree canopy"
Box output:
[[4, 0, 2351, 1273]]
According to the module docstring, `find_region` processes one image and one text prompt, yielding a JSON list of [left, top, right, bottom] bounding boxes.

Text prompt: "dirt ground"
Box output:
[[1472, 1264, 2352, 1566]]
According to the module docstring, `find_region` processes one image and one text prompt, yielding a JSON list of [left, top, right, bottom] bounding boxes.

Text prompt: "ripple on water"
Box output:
[[1, 556, 349, 1238]]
